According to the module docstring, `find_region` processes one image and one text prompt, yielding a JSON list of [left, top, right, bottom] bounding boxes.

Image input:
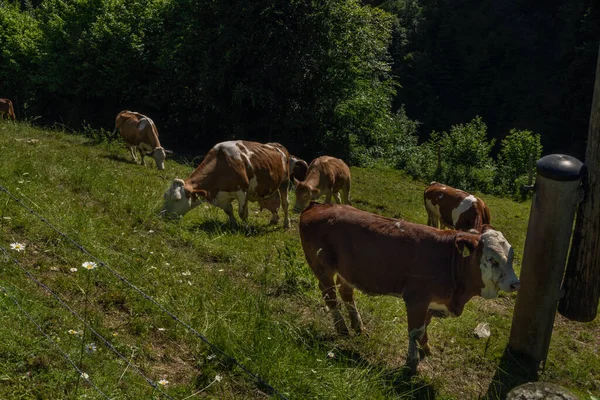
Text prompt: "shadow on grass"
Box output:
[[484, 348, 537, 400], [296, 326, 436, 399], [383, 367, 436, 400], [187, 219, 282, 237], [102, 153, 137, 165]]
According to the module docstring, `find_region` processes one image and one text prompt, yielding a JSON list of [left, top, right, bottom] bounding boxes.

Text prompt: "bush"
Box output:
[[495, 129, 543, 197], [427, 116, 496, 191]]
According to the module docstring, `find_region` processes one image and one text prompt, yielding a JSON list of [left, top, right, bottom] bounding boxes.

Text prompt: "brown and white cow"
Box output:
[[113, 110, 171, 170], [424, 181, 491, 232], [293, 156, 351, 211], [0, 98, 16, 121], [299, 203, 519, 372], [162, 140, 291, 228]]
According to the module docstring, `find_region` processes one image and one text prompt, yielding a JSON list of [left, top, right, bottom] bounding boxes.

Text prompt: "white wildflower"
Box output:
[[215, 374, 222, 382], [157, 379, 169, 386], [85, 343, 97, 354], [81, 261, 97, 270], [207, 354, 216, 360], [70, 268, 78, 273], [10, 242, 25, 252], [327, 351, 335, 359], [81, 372, 89, 379]]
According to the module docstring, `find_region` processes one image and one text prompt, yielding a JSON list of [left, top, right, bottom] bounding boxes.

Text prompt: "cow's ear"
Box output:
[[481, 224, 494, 233], [164, 149, 174, 155], [292, 177, 300, 185], [455, 236, 478, 258]]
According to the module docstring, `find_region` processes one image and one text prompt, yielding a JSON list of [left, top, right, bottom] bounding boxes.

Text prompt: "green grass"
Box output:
[[0, 121, 598, 399]]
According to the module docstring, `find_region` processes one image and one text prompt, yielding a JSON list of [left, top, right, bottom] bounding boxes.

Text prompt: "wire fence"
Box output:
[[0, 184, 288, 399]]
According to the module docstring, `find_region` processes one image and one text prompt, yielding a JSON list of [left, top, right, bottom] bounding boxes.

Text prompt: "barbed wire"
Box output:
[[0, 245, 174, 399], [0, 184, 288, 399], [0, 285, 111, 400]]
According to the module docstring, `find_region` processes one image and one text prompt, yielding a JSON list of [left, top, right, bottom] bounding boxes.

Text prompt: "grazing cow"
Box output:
[[424, 181, 491, 232], [0, 99, 16, 121], [293, 156, 351, 211], [299, 203, 519, 372], [162, 140, 291, 228], [113, 110, 171, 170]]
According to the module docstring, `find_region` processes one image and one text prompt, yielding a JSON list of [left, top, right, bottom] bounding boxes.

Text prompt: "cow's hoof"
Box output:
[[419, 344, 431, 357], [283, 218, 290, 229]]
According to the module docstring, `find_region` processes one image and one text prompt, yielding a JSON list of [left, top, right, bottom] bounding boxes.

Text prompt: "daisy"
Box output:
[[215, 374, 222, 382], [70, 268, 78, 273], [81, 372, 89, 379], [10, 242, 25, 252], [157, 379, 169, 386], [85, 343, 97, 354], [81, 261, 97, 270]]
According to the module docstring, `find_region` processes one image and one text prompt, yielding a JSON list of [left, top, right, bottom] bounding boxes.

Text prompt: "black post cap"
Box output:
[[536, 154, 585, 181]]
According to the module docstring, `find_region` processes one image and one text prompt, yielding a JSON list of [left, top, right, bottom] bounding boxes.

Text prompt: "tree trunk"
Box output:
[[558, 43, 600, 322]]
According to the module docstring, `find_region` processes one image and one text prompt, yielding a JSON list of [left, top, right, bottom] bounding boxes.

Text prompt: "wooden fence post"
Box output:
[[558, 43, 600, 322], [507, 154, 584, 372]]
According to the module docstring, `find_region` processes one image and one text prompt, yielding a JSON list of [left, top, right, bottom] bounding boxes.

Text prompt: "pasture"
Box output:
[[0, 121, 598, 399]]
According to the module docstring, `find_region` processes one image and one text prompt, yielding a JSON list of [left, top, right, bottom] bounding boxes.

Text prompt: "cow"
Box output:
[[162, 140, 291, 228], [112, 110, 171, 170], [0, 98, 16, 121], [293, 156, 351, 212], [299, 203, 520, 373], [424, 181, 491, 232]]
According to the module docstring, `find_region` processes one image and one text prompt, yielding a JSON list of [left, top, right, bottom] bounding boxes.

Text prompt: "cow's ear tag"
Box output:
[[462, 246, 471, 258]]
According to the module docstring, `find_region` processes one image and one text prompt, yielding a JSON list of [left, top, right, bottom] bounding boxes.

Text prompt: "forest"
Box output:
[[0, 0, 598, 194]]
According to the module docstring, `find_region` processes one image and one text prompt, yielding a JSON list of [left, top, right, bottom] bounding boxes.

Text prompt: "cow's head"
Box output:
[[147, 147, 173, 171], [161, 178, 204, 218], [294, 179, 319, 212], [477, 225, 520, 298]]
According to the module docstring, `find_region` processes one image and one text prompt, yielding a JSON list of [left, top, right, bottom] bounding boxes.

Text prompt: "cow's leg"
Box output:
[[220, 201, 237, 228], [128, 146, 138, 162], [404, 299, 429, 374], [315, 272, 348, 336], [337, 275, 365, 334], [341, 182, 351, 205], [278, 183, 290, 229], [236, 191, 249, 222], [139, 148, 147, 167], [333, 191, 342, 204], [418, 311, 434, 356]]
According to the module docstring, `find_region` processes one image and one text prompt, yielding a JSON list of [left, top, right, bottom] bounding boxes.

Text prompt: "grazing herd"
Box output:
[[2, 104, 521, 374]]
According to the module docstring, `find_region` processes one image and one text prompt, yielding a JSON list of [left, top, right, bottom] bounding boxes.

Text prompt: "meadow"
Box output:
[[0, 121, 598, 399]]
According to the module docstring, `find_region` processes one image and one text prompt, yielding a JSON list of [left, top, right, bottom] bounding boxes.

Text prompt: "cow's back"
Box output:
[[300, 203, 456, 296], [186, 141, 289, 200], [305, 156, 350, 191]]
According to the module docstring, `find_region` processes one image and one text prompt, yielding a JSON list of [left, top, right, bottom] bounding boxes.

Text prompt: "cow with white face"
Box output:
[[162, 140, 291, 228], [113, 110, 172, 170], [299, 203, 520, 373]]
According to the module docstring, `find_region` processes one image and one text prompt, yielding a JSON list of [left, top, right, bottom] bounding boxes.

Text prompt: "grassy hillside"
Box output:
[[0, 121, 597, 399]]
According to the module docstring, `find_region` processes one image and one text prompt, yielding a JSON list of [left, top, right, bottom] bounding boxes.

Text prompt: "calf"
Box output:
[[0, 98, 16, 121], [424, 181, 491, 232], [293, 156, 351, 211], [113, 110, 171, 170], [299, 203, 519, 372], [162, 140, 291, 228]]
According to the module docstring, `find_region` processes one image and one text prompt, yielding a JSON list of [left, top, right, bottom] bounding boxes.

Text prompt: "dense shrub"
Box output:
[[495, 129, 543, 196], [0, 3, 41, 116], [427, 116, 496, 191]]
